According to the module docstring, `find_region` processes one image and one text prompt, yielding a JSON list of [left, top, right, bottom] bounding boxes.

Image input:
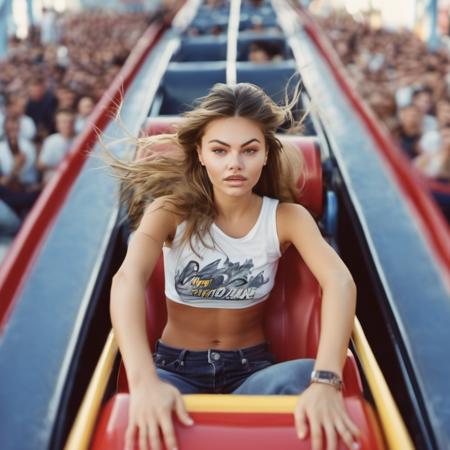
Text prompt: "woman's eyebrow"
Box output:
[[207, 138, 261, 147]]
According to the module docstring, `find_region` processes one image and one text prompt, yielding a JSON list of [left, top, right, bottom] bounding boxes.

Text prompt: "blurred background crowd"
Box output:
[[0, 4, 157, 237], [317, 11, 450, 183], [0, 0, 449, 247]]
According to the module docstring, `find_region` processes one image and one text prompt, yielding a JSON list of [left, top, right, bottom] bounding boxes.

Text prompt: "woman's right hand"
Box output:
[[125, 379, 194, 450]]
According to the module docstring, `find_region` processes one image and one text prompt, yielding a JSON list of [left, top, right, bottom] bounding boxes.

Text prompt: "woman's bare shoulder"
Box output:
[[276, 202, 316, 243], [277, 201, 311, 218]]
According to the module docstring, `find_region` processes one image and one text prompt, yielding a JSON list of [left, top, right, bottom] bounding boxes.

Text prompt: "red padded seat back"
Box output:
[[264, 246, 321, 360]]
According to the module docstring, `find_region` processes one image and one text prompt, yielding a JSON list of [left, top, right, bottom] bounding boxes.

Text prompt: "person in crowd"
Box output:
[[55, 85, 78, 111], [250, 15, 266, 33], [0, 95, 36, 142], [110, 83, 360, 450], [0, 116, 40, 230], [75, 95, 95, 134], [415, 125, 450, 182], [248, 40, 283, 63], [0, 116, 39, 190], [420, 99, 450, 154], [396, 105, 423, 159], [411, 87, 438, 134], [25, 77, 58, 141], [415, 125, 450, 222], [38, 109, 76, 183], [366, 89, 398, 132]]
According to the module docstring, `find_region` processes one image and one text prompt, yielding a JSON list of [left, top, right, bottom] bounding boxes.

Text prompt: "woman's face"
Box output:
[[198, 116, 267, 198]]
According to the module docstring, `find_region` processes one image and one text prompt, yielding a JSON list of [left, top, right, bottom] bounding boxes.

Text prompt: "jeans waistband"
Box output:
[[155, 340, 269, 362]]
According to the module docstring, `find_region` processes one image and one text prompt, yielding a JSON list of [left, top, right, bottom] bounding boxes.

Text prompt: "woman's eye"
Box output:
[[212, 148, 226, 154], [243, 148, 258, 154]]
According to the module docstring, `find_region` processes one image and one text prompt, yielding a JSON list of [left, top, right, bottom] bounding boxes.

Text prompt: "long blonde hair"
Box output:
[[109, 82, 305, 248]]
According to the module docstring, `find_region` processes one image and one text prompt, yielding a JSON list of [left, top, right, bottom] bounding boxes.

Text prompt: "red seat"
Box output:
[[116, 117, 362, 396], [90, 394, 386, 450]]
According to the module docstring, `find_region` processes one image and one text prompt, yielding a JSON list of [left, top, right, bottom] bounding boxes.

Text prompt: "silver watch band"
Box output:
[[310, 370, 343, 390]]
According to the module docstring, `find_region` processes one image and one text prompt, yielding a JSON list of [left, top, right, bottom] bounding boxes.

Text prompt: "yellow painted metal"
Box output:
[[352, 318, 415, 450], [184, 394, 297, 413], [64, 331, 118, 450]]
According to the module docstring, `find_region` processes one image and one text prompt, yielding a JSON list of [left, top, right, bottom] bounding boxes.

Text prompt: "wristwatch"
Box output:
[[310, 370, 343, 391]]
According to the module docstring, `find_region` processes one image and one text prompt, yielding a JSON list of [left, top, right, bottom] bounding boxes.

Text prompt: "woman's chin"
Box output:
[[215, 186, 254, 198]]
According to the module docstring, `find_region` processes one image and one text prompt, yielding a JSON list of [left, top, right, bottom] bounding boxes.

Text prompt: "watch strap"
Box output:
[[310, 370, 343, 391]]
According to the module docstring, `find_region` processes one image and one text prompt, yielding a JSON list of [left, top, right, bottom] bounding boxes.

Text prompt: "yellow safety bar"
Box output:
[[64, 331, 118, 450], [65, 319, 415, 450], [352, 317, 415, 449]]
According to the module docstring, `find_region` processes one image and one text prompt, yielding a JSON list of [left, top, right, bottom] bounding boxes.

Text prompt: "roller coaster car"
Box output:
[[90, 119, 386, 450]]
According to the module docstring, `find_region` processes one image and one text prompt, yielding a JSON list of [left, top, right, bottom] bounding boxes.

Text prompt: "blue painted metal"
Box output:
[[0, 0, 9, 59], [323, 190, 338, 238], [26, 0, 34, 26]]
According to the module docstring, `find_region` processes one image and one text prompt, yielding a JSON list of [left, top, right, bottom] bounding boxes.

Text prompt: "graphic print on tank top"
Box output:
[[175, 257, 269, 302]]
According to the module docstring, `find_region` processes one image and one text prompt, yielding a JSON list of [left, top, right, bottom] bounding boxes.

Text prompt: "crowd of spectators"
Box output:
[[316, 11, 450, 220], [0, 9, 154, 236]]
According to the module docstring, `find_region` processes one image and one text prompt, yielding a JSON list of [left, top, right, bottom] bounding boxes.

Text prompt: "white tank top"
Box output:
[[163, 196, 281, 309]]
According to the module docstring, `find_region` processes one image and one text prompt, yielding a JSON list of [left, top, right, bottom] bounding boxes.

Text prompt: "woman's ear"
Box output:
[[263, 150, 268, 166]]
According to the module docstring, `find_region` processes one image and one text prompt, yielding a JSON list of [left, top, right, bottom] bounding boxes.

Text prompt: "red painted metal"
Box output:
[[0, 22, 167, 332], [290, 2, 450, 282]]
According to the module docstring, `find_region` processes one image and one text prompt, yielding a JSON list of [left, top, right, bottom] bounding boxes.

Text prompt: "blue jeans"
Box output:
[[0, 200, 20, 235], [154, 340, 314, 395]]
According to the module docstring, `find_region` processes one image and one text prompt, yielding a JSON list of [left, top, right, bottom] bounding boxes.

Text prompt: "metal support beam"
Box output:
[[427, 0, 439, 50], [0, 0, 10, 60], [26, 0, 34, 25]]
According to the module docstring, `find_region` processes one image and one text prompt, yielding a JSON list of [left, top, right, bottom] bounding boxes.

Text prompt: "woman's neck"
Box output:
[[214, 192, 260, 222]]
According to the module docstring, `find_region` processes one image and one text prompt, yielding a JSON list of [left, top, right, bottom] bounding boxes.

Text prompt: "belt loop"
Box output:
[[207, 349, 213, 364], [178, 349, 187, 366]]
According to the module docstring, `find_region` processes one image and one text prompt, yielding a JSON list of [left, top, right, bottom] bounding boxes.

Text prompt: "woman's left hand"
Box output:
[[294, 383, 360, 450]]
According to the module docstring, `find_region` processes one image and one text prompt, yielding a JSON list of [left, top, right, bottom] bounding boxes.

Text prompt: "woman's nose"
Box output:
[[227, 151, 243, 170]]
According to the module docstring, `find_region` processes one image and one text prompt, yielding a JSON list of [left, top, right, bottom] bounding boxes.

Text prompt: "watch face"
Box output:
[[310, 370, 343, 390], [311, 370, 342, 385], [319, 371, 335, 381]]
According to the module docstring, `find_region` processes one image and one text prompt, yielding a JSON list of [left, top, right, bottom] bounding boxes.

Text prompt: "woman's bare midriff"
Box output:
[[160, 298, 266, 350]]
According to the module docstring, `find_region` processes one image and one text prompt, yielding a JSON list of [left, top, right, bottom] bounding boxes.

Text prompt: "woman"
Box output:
[[110, 83, 359, 450]]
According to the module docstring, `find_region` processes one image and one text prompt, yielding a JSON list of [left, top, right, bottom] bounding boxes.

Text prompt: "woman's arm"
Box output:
[[111, 202, 170, 387], [277, 203, 359, 450], [111, 198, 192, 450]]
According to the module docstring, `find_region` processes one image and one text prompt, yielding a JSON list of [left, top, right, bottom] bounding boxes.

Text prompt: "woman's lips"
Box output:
[[224, 175, 247, 185], [225, 175, 246, 180]]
